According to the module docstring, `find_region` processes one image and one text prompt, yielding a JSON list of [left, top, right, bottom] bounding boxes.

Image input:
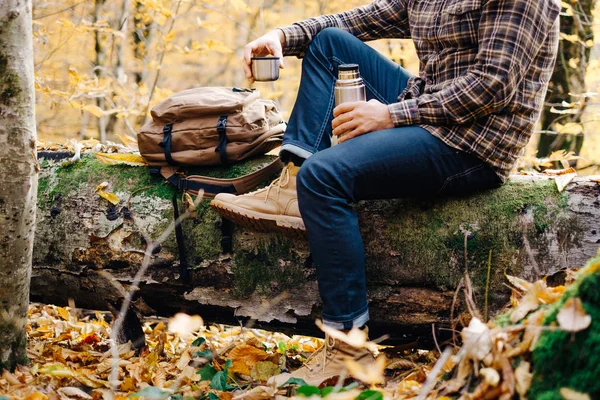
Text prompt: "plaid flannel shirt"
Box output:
[[279, 0, 560, 181]]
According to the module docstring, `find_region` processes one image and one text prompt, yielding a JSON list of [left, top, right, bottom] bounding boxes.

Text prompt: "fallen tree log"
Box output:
[[30, 154, 600, 344]]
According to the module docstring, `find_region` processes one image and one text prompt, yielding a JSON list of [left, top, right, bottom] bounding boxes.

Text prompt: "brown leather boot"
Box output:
[[210, 162, 305, 232], [269, 334, 376, 387]]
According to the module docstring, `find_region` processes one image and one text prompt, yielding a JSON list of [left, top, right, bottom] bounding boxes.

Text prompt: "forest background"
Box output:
[[33, 0, 600, 173]]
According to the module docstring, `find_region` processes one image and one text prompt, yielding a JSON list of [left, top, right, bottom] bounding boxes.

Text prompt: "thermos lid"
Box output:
[[338, 63, 359, 71]]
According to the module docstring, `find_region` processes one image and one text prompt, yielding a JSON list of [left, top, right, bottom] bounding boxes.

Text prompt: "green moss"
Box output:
[[232, 237, 306, 298], [37, 175, 50, 196], [182, 201, 222, 264], [382, 179, 580, 295], [529, 256, 600, 399], [39, 154, 279, 205], [0, 50, 21, 105], [0, 321, 29, 371], [43, 155, 173, 201]]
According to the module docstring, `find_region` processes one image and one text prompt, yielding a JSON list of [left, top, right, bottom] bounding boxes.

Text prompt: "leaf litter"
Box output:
[[2, 259, 598, 399]]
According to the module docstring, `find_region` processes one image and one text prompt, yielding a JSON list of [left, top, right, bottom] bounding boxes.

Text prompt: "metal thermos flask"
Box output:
[[332, 64, 366, 146]]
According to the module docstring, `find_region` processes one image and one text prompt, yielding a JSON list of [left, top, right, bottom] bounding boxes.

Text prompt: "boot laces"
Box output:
[[262, 164, 290, 202], [305, 335, 336, 373]]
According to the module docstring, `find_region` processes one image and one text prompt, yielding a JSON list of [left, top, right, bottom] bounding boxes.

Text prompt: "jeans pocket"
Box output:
[[437, 163, 500, 196]]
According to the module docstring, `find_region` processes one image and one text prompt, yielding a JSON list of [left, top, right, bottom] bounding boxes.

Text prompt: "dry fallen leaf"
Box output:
[[543, 167, 577, 175], [556, 297, 591, 332], [345, 355, 386, 384], [117, 134, 139, 150], [249, 361, 280, 382], [96, 152, 146, 166], [560, 387, 592, 400], [167, 313, 204, 337], [480, 367, 500, 387], [228, 344, 270, 375], [316, 320, 378, 353], [95, 182, 120, 205], [555, 172, 577, 192], [515, 361, 532, 398], [57, 387, 93, 399], [232, 385, 277, 400], [460, 317, 492, 361]]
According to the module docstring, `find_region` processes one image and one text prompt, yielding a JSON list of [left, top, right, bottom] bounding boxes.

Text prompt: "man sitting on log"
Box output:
[[211, 0, 560, 385]]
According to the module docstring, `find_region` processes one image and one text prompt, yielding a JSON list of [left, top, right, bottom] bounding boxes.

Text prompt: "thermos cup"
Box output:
[[332, 64, 366, 145], [251, 57, 280, 81]]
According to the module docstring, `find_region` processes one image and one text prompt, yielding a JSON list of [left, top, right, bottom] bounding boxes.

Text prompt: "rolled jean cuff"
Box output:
[[322, 306, 369, 331], [280, 141, 316, 160]]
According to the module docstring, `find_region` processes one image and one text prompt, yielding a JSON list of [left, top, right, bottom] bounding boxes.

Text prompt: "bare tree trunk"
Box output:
[[0, 0, 38, 372], [539, 0, 597, 156], [94, 0, 107, 143]]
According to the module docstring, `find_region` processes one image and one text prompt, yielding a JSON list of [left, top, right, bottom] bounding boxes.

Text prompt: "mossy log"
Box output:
[[31, 154, 600, 344]]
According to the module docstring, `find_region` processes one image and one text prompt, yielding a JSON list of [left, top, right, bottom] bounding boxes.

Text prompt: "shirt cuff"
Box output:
[[278, 24, 309, 58], [388, 99, 421, 126]]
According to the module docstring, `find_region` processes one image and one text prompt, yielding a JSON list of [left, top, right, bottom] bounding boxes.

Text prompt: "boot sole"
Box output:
[[210, 199, 306, 235]]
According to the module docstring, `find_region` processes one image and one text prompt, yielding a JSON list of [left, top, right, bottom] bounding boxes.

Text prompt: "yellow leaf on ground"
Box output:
[[38, 362, 75, 378], [97, 190, 120, 205], [57, 306, 70, 321], [557, 297, 591, 332], [96, 152, 147, 166], [24, 393, 48, 400], [229, 344, 270, 375]]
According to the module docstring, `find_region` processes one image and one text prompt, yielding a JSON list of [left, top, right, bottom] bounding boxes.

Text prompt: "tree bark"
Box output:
[[0, 0, 38, 371], [31, 156, 600, 344], [94, 0, 107, 143]]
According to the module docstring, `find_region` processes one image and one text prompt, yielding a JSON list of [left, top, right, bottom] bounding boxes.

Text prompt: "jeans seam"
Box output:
[[437, 164, 486, 195], [314, 80, 337, 150]]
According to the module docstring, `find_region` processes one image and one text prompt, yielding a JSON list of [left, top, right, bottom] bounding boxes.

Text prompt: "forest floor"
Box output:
[[1, 255, 599, 400]]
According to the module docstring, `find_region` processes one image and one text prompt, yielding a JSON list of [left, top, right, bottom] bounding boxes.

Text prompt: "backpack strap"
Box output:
[[159, 123, 176, 166], [171, 192, 190, 281], [215, 116, 228, 164], [159, 158, 283, 198]]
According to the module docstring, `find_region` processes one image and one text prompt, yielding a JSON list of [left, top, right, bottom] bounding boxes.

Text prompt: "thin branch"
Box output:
[[34, 0, 91, 20]]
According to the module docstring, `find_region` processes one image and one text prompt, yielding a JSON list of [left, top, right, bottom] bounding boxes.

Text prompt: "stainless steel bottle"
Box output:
[[332, 64, 366, 146]]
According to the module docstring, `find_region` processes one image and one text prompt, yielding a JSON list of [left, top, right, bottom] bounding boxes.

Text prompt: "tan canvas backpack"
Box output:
[[138, 87, 285, 198]]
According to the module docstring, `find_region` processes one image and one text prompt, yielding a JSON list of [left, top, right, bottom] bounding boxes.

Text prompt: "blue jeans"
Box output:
[[282, 28, 501, 330]]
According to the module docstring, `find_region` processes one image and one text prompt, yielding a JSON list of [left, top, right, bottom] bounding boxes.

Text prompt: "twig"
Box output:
[[108, 190, 204, 391], [450, 278, 464, 346], [416, 347, 452, 400], [484, 249, 492, 322], [432, 324, 442, 355], [34, 0, 91, 20]]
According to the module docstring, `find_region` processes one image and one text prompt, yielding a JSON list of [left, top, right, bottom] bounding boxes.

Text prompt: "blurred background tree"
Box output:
[[32, 0, 600, 174], [538, 0, 597, 164]]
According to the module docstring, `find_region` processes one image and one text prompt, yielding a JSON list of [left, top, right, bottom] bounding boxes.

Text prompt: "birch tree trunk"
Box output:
[[0, 0, 38, 371]]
